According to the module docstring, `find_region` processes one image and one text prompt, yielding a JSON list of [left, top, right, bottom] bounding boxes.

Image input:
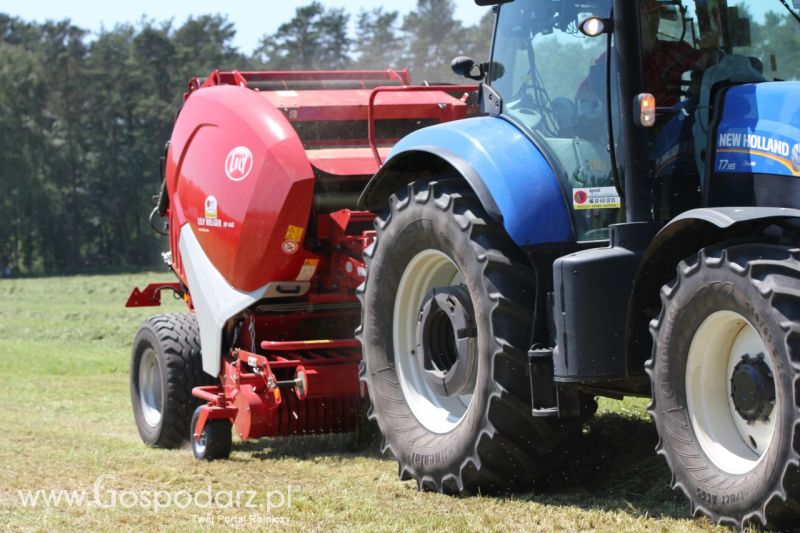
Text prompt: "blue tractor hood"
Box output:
[[715, 81, 800, 179]]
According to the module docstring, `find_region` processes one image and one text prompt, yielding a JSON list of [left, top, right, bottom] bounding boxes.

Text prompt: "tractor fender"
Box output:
[[359, 116, 574, 246], [626, 206, 800, 376]]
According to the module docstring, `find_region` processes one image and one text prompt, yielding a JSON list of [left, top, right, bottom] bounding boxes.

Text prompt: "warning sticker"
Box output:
[[572, 186, 621, 210], [285, 225, 304, 242], [282, 240, 299, 254], [296, 259, 319, 281]]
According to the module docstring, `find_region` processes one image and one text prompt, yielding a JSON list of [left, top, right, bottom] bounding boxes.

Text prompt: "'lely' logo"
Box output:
[[225, 146, 253, 182]]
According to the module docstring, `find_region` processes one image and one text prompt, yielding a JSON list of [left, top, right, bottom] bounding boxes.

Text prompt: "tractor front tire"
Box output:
[[648, 244, 800, 529], [358, 179, 594, 494], [131, 312, 212, 448]]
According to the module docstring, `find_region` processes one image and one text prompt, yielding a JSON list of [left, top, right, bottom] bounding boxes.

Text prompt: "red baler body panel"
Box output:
[[163, 70, 476, 294], [166, 85, 316, 292]]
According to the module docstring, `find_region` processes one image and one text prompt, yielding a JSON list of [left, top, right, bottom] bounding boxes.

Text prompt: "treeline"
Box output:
[[0, 1, 493, 275]]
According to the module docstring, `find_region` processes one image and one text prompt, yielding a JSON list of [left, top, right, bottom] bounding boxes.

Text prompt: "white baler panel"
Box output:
[[178, 224, 267, 376]]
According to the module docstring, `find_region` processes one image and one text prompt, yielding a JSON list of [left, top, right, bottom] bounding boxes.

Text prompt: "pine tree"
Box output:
[[354, 8, 402, 70], [255, 2, 350, 70], [401, 0, 463, 82]]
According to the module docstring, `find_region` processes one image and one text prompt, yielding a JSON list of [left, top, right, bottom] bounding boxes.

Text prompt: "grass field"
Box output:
[[0, 273, 741, 532]]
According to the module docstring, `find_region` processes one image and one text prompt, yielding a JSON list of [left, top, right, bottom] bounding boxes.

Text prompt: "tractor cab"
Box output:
[[486, 0, 800, 236]]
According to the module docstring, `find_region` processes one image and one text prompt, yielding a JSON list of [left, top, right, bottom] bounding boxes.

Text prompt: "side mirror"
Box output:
[[451, 56, 485, 81], [489, 61, 505, 82]]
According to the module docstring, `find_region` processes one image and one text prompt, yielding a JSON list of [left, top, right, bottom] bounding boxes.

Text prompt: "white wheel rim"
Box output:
[[393, 250, 472, 433], [686, 311, 778, 475], [139, 348, 164, 427]]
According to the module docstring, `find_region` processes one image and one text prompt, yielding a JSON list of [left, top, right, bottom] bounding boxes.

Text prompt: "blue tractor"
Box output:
[[357, 0, 800, 529]]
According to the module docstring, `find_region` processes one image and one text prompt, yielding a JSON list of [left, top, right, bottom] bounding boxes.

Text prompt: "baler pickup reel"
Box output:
[[191, 338, 362, 453]]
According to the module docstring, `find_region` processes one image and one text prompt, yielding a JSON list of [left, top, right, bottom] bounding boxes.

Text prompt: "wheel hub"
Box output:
[[195, 429, 207, 453], [416, 286, 477, 397], [730, 354, 775, 423], [139, 348, 163, 427], [393, 249, 473, 433]]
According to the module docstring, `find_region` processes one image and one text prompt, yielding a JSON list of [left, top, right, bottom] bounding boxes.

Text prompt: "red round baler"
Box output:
[[126, 68, 477, 457]]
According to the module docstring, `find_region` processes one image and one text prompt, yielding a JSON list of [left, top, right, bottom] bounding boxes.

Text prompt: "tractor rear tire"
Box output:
[[648, 243, 800, 530], [130, 312, 212, 449], [358, 179, 595, 494]]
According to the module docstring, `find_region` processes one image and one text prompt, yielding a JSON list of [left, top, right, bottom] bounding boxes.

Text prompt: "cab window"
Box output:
[[491, 0, 621, 242]]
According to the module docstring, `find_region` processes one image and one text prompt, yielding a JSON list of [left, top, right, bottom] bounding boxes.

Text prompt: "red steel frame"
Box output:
[[125, 282, 183, 307], [190, 68, 411, 94], [367, 84, 480, 165]]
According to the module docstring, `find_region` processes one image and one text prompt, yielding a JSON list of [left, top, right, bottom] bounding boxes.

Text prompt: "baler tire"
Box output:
[[358, 179, 595, 494], [130, 312, 213, 449], [647, 243, 800, 530], [190, 406, 232, 461]]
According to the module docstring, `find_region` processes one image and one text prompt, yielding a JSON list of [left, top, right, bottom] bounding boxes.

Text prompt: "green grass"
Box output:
[[0, 273, 738, 532]]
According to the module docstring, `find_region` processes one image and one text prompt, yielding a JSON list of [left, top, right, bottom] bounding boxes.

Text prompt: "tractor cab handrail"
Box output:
[[367, 84, 479, 167]]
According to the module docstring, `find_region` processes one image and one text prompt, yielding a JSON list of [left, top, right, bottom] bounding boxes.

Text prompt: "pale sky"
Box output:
[[2, 1, 491, 55]]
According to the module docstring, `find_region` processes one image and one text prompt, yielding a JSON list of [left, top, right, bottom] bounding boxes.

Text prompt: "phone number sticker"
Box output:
[[572, 186, 621, 210]]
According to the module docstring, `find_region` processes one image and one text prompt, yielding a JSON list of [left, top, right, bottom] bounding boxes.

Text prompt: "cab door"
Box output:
[[489, 0, 622, 241]]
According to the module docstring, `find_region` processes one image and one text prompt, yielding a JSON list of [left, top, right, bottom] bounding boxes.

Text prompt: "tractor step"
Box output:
[[528, 347, 584, 418], [528, 347, 559, 417]]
